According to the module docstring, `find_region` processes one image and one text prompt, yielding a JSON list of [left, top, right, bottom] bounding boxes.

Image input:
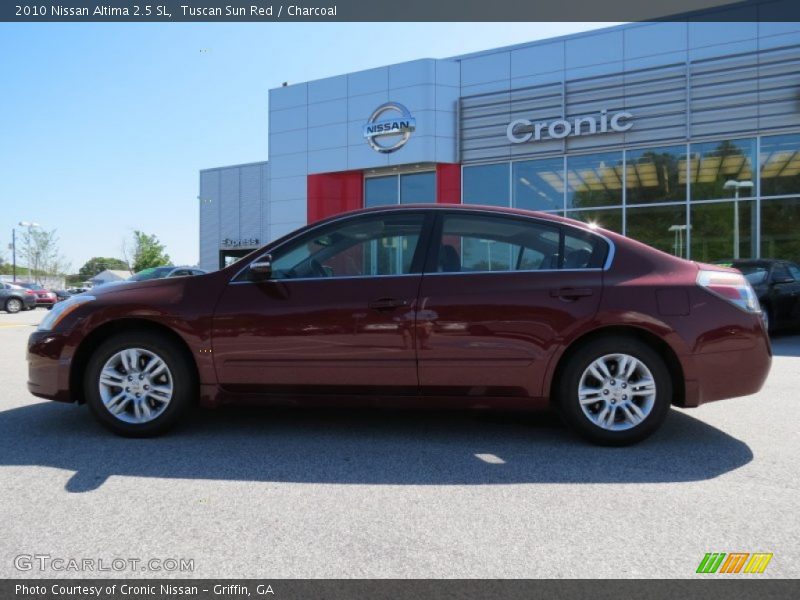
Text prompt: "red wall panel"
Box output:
[[436, 163, 461, 204], [307, 171, 364, 224]]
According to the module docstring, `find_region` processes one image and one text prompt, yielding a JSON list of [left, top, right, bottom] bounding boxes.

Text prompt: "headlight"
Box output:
[[38, 295, 96, 332]]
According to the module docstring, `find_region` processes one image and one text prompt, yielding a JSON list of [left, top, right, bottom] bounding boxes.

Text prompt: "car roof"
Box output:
[[316, 203, 598, 233]]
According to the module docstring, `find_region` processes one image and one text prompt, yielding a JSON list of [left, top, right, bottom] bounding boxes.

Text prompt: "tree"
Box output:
[[128, 231, 171, 272], [19, 228, 69, 282], [78, 257, 130, 281]]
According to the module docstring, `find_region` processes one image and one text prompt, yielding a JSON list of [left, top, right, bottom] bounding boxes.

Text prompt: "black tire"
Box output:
[[4, 297, 23, 314], [83, 331, 195, 437], [556, 336, 672, 446]]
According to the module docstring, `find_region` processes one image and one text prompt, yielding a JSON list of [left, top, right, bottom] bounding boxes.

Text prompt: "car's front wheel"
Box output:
[[84, 332, 195, 437], [557, 337, 672, 446], [4, 298, 23, 313]]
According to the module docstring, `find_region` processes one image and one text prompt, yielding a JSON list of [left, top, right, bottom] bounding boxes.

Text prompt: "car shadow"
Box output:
[[0, 402, 753, 493], [769, 332, 800, 357]]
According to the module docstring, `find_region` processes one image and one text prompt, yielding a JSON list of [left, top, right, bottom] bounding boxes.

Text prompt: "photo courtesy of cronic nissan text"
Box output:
[[0, 1, 798, 599]]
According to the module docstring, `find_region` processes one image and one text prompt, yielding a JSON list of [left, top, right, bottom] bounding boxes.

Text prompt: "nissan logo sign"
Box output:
[[363, 102, 416, 153], [507, 109, 633, 143]]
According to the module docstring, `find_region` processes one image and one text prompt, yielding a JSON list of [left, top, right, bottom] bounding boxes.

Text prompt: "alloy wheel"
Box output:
[[97, 347, 174, 424], [577, 353, 657, 431], [6, 298, 22, 313]]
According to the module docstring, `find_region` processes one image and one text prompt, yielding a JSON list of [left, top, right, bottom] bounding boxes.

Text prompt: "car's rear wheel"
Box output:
[[556, 337, 672, 446], [5, 298, 23, 313], [84, 332, 194, 437]]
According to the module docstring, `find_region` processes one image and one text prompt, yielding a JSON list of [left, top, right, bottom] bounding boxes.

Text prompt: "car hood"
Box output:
[[87, 277, 182, 298]]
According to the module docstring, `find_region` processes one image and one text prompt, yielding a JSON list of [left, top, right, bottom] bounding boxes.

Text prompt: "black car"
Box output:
[[717, 259, 800, 332], [0, 282, 38, 313], [53, 290, 73, 302]]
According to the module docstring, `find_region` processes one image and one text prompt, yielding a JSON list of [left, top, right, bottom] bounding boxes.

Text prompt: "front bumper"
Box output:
[[27, 331, 73, 402]]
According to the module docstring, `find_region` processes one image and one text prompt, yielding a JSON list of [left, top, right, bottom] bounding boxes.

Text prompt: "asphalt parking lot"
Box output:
[[0, 308, 798, 579]]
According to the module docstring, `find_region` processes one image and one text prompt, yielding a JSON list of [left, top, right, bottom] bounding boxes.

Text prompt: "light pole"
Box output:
[[18, 221, 41, 281], [668, 224, 690, 257], [723, 180, 753, 259], [9, 229, 16, 282]]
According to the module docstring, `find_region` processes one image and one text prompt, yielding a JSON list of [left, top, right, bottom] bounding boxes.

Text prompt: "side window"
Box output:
[[772, 264, 791, 282], [437, 214, 560, 273], [436, 214, 607, 273], [563, 231, 602, 269], [265, 213, 426, 280], [786, 264, 800, 281], [171, 270, 190, 277]]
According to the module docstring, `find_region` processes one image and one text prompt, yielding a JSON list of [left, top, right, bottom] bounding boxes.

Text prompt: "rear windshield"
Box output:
[[736, 264, 768, 285]]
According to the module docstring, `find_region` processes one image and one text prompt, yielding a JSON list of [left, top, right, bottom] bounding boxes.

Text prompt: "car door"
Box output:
[[768, 262, 798, 326], [783, 263, 800, 323], [211, 211, 433, 395], [415, 211, 605, 399]]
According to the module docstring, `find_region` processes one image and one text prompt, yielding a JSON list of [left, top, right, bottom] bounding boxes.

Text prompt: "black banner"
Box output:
[[3, 580, 800, 600], [3, 0, 800, 22]]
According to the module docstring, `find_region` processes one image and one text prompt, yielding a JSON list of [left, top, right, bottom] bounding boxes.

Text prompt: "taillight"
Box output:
[[697, 269, 760, 313]]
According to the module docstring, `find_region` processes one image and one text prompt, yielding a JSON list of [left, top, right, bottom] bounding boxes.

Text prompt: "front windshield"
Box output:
[[128, 267, 173, 281], [736, 265, 768, 285]]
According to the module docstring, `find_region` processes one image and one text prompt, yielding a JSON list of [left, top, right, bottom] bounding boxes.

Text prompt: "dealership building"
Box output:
[[199, 17, 800, 271]]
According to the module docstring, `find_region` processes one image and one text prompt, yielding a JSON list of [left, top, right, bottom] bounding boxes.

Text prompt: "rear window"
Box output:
[[437, 213, 608, 273], [735, 264, 768, 285]]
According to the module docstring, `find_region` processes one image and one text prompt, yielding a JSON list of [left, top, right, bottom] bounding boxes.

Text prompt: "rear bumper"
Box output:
[[27, 331, 73, 403], [681, 334, 772, 407]]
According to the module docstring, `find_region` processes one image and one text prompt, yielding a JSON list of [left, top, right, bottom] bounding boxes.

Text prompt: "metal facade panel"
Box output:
[[239, 165, 262, 242], [460, 43, 800, 164], [198, 170, 220, 272], [219, 168, 240, 243]]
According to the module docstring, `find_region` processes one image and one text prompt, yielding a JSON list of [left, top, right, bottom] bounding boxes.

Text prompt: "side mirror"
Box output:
[[249, 254, 273, 279]]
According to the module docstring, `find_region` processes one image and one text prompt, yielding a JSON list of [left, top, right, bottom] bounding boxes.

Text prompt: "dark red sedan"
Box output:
[[18, 282, 57, 309], [27, 205, 771, 445]]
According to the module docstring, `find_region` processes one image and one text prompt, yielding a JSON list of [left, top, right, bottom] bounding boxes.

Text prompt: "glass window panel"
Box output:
[[439, 214, 562, 272], [463, 163, 510, 206], [269, 213, 424, 279], [513, 158, 564, 211], [761, 197, 800, 260], [565, 208, 623, 234], [567, 151, 623, 209], [626, 145, 687, 205], [760, 134, 800, 197], [400, 171, 436, 203], [364, 175, 398, 207], [625, 205, 688, 258], [690, 200, 756, 262], [689, 138, 756, 201]]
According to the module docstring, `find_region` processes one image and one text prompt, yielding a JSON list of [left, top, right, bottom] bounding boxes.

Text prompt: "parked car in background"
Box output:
[[53, 290, 73, 303], [27, 205, 771, 445], [17, 283, 57, 309], [1, 282, 37, 313], [716, 259, 800, 332], [93, 266, 207, 289], [127, 266, 207, 281]]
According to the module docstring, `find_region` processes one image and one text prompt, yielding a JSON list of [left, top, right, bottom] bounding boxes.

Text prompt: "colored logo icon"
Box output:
[[696, 552, 773, 574]]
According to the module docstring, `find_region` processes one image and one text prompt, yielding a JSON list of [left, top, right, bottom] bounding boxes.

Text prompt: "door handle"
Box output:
[[550, 287, 594, 300], [369, 298, 410, 311]]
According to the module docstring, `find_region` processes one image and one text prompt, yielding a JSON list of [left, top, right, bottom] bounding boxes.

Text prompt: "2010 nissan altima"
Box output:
[[27, 205, 771, 445]]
